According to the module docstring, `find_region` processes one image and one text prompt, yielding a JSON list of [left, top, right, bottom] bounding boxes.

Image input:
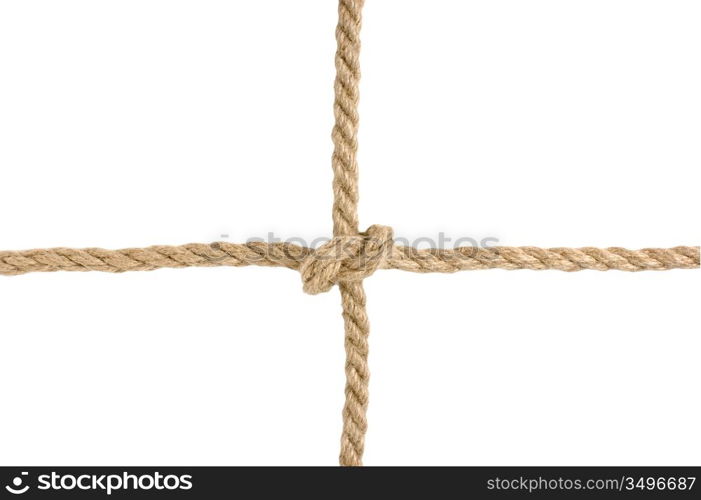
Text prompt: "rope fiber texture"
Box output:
[[2, 242, 699, 278], [331, 0, 370, 466], [1, 0, 698, 466]]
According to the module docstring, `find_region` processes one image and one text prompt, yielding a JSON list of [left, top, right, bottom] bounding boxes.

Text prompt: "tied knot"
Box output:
[[301, 225, 394, 295]]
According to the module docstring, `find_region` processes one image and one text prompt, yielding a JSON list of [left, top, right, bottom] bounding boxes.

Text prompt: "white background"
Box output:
[[0, 0, 699, 465]]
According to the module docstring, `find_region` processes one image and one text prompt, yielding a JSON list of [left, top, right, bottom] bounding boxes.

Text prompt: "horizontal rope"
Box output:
[[1, 242, 698, 277]]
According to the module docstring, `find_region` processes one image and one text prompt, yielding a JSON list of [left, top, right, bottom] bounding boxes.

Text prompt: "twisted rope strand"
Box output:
[[0, 242, 310, 276], [331, 0, 369, 467], [2, 243, 697, 276], [389, 245, 700, 273], [331, 0, 362, 237]]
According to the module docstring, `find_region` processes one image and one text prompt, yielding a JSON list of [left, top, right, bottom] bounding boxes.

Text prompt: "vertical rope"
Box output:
[[338, 281, 370, 466], [332, 0, 362, 237], [331, 0, 368, 466]]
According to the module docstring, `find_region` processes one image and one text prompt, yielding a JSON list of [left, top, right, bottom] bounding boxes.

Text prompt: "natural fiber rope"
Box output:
[[2, 241, 698, 277], [331, 0, 368, 466], [1, 0, 698, 466]]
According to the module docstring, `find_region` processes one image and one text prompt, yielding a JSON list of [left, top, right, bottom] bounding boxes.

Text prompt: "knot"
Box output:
[[300, 225, 394, 295]]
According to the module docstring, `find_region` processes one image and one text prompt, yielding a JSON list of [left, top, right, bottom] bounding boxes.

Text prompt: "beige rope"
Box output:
[[0, 242, 309, 276], [2, 240, 698, 277], [301, 225, 394, 295], [331, 0, 369, 467], [0, 0, 698, 466]]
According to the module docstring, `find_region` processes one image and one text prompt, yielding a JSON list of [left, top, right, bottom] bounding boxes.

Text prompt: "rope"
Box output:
[[2, 241, 698, 277], [0, 0, 698, 466], [300, 225, 393, 295], [331, 0, 369, 467], [0, 242, 309, 276]]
